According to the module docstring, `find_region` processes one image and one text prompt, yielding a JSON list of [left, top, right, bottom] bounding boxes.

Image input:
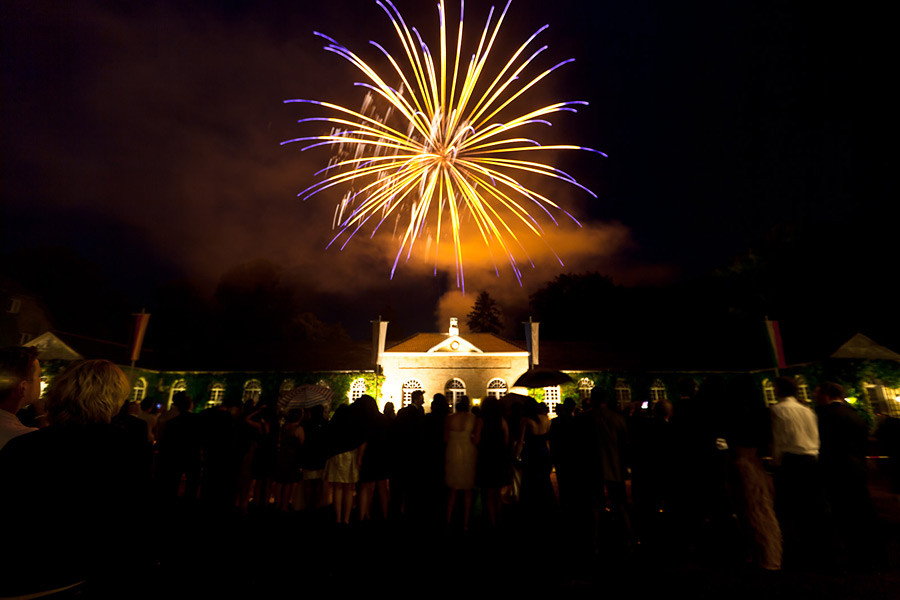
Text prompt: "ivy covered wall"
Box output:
[[42, 358, 900, 428], [128, 368, 377, 414]]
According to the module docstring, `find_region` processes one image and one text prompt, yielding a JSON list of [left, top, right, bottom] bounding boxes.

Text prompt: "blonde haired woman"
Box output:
[[0, 359, 149, 596], [44, 359, 131, 424]]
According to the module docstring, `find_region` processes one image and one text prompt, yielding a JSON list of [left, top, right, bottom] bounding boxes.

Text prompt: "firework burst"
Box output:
[[283, 0, 604, 290]]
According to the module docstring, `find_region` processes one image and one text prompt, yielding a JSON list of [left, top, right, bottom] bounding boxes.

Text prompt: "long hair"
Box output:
[[45, 360, 130, 425]]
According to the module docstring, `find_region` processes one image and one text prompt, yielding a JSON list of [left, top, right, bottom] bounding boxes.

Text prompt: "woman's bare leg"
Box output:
[[377, 480, 390, 520], [359, 481, 374, 521], [332, 484, 343, 523], [447, 489, 457, 525], [280, 482, 296, 511], [341, 483, 354, 524]]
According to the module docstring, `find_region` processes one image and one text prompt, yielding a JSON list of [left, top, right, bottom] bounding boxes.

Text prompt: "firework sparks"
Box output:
[[283, 0, 604, 291]]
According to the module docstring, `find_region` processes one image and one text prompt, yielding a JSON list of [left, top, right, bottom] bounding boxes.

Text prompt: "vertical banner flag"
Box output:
[[765, 317, 786, 370], [130, 309, 151, 363], [371, 318, 388, 367], [524, 318, 539, 368]]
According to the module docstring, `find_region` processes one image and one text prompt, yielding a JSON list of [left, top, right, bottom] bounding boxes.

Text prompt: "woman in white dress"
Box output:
[[444, 396, 481, 530]]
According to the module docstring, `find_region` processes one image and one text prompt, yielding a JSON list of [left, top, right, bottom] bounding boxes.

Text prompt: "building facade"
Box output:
[[377, 318, 530, 410]]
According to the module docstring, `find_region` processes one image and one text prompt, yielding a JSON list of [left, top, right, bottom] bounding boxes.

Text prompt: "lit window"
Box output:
[[209, 383, 226, 407], [130, 377, 148, 403], [445, 378, 466, 411], [866, 384, 900, 418], [544, 386, 560, 416], [884, 387, 900, 418], [762, 379, 776, 406], [578, 378, 594, 400], [402, 379, 424, 407], [243, 379, 262, 404], [795, 375, 810, 403], [350, 378, 366, 401], [650, 379, 667, 403], [486, 378, 508, 400], [168, 379, 187, 407], [615, 379, 631, 410]]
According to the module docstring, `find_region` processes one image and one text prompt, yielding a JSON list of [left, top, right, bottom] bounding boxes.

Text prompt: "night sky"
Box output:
[[1, 0, 892, 343]]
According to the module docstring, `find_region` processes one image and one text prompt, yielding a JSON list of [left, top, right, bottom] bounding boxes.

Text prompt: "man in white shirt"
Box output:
[[770, 381, 820, 465], [769, 375, 824, 568], [0, 346, 43, 451]]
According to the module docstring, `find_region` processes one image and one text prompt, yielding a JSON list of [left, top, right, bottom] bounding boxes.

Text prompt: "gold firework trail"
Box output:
[[283, 0, 604, 290]]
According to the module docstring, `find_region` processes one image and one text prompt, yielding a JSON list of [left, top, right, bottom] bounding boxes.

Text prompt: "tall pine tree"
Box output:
[[466, 291, 502, 334]]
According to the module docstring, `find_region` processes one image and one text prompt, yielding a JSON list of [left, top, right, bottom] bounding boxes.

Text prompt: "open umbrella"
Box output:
[[513, 368, 573, 388], [278, 384, 334, 412], [498, 392, 531, 410]]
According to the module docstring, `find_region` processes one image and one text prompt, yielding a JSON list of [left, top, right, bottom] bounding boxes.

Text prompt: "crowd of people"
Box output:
[[0, 345, 896, 596]]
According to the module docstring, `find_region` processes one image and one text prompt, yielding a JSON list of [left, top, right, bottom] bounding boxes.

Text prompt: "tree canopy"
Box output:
[[467, 291, 502, 334]]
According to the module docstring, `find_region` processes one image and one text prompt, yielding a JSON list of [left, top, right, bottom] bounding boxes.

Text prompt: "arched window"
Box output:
[[209, 383, 226, 407], [402, 379, 424, 407], [880, 385, 900, 418], [544, 386, 561, 416], [486, 378, 508, 400], [650, 379, 667, 403], [350, 378, 367, 401], [243, 379, 262, 405], [445, 378, 466, 411], [864, 383, 900, 418], [762, 379, 776, 405], [881, 386, 900, 418], [130, 377, 148, 403], [168, 379, 187, 407], [615, 379, 632, 409], [795, 375, 810, 403], [578, 378, 594, 400]]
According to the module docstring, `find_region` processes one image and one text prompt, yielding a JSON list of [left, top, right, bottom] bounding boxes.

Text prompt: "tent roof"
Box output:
[[830, 333, 900, 361], [25, 331, 84, 362]]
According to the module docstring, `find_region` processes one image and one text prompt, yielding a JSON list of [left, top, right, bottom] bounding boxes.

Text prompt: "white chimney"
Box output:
[[449, 317, 459, 336]]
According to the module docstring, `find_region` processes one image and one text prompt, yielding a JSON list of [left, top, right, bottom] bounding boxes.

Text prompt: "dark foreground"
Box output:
[[144, 473, 900, 600], [30, 470, 900, 600]]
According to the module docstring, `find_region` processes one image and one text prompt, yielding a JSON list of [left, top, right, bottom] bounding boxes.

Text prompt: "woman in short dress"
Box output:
[[324, 403, 366, 525], [444, 396, 481, 530], [476, 396, 511, 528]]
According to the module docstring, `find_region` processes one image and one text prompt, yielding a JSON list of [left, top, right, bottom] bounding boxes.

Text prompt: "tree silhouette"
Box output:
[[467, 291, 502, 334]]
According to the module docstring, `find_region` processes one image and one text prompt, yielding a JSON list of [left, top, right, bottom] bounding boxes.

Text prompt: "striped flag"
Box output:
[[130, 310, 150, 363], [765, 317, 786, 369]]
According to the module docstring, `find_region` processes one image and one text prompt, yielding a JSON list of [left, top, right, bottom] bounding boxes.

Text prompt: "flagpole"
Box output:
[[129, 308, 150, 386]]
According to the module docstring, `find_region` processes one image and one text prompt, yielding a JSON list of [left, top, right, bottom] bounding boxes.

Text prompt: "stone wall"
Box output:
[[380, 352, 529, 408]]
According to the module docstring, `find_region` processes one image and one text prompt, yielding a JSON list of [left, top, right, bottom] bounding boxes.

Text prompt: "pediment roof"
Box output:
[[386, 332, 527, 354]]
